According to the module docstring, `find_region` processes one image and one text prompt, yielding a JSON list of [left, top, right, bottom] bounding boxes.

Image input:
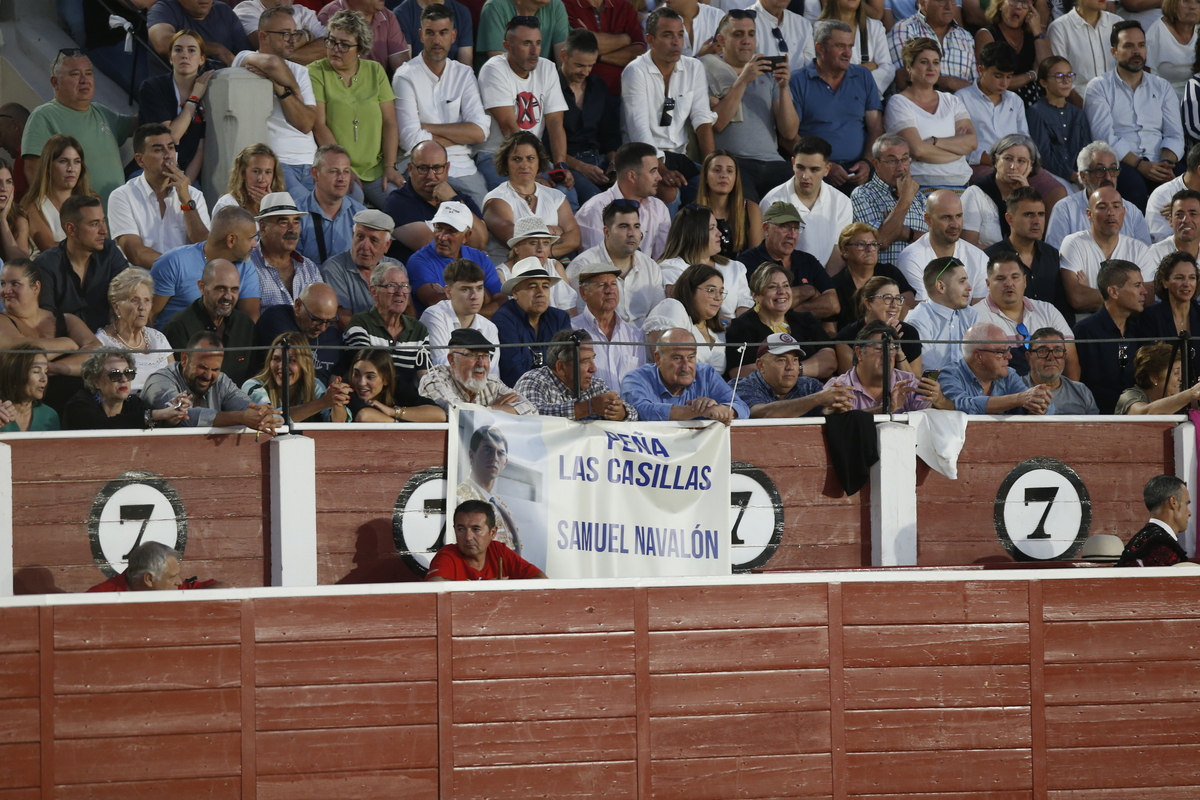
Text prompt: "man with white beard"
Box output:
[[417, 327, 537, 414]]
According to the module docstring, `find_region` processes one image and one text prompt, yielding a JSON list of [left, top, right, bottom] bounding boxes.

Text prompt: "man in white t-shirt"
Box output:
[[1059, 185, 1154, 313], [232, 5, 319, 196], [760, 136, 853, 270], [109, 123, 211, 269], [897, 188, 989, 301], [1146, 188, 1200, 267], [234, 0, 328, 64], [419, 257, 501, 377], [393, 3, 490, 207], [476, 16, 571, 194]]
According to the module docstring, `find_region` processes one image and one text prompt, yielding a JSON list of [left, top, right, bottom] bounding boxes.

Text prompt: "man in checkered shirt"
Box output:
[[514, 329, 637, 420]]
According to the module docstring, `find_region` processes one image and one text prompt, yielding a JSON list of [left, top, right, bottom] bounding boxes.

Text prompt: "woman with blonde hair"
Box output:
[[95, 268, 174, 393], [212, 143, 287, 216], [242, 331, 351, 422], [831, 222, 915, 329], [695, 150, 762, 259], [18, 134, 94, 254]]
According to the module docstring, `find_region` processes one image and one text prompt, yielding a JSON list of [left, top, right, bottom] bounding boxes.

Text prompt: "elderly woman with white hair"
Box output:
[[62, 348, 190, 430], [95, 268, 174, 394], [961, 134, 1067, 248], [344, 261, 431, 385]]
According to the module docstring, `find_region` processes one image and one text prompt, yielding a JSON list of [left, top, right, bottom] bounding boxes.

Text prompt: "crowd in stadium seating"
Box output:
[[7, 0, 1200, 432]]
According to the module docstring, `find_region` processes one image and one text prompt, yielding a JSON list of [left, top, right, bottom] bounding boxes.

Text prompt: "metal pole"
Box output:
[[572, 337, 582, 402], [881, 331, 893, 414], [280, 339, 293, 436]]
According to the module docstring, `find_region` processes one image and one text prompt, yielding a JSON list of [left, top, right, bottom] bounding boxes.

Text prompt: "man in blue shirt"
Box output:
[[621, 328, 751, 423], [493, 257, 572, 385], [789, 20, 883, 189], [728, 332, 853, 416], [297, 145, 366, 264], [408, 201, 504, 314], [938, 322, 1055, 414]]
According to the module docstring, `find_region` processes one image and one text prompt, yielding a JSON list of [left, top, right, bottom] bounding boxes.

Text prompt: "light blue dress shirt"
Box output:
[[1083, 69, 1184, 162], [904, 300, 974, 372], [938, 358, 1055, 415], [621, 362, 750, 421]]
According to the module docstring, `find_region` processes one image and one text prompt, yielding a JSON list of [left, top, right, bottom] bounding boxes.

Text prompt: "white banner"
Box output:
[[447, 405, 732, 578]]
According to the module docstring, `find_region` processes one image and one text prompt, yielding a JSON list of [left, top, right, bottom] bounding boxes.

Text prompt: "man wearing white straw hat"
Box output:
[[493, 255, 573, 384], [250, 191, 323, 309], [497, 216, 578, 312]]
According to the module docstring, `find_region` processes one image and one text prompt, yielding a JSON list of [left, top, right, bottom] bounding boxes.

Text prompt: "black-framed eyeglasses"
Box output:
[[1085, 165, 1122, 176], [611, 198, 640, 212], [107, 368, 137, 382], [325, 38, 359, 53], [868, 293, 905, 305], [411, 163, 449, 176], [301, 300, 337, 327], [770, 27, 789, 53], [263, 30, 308, 42], [659, 96, 676, 127], [374, 282, 412, 294], [1030, 345, 1066, 359], [728, 8, 757, 18]]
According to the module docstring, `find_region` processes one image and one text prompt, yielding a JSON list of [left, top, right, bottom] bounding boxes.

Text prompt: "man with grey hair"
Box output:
[[320, 209, 404, 328], [87, 541, 225, 592], [249, 191, 323, 308], [418, 328, 537, 414], [936, 321, 1055, 414], [1023, 327, 1098, 415], [620, 327, 750, 423], [1116, 474, 1192, 567], [1045, 141, 1151, 248], [344, 262, 432, 384], [514, 329, 637, 420], [789, 19, 882, 190], [163, 259, 259, 387], [21, 51, 134, 207], [852, 134, 928, 265]]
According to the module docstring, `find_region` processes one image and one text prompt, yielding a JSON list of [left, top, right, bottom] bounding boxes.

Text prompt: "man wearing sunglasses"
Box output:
[[937, 321, 1055, 414], [254, 282, 347, 383], [1045, 141, 1151, 249], [1023, 327, 1098, 414]]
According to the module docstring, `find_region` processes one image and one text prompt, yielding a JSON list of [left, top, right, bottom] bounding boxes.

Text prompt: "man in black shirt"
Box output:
[[556, 29, 620, 205], [737, 200, 838, 321], [35, 194, 130, 330]]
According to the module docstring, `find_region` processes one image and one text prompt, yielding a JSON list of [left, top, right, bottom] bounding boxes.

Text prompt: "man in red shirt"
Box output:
[[426, 500, 548, 580], [88, 541, 223, 592]]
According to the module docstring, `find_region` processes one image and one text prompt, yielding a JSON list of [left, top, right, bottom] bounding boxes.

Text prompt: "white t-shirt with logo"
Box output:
[[477, 54, 567, 154]]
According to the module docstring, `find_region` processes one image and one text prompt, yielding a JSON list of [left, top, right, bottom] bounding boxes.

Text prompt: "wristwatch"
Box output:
[[144, 409, 156, 429], [276, 86, 294, 100], [179, 202, 195, 211]]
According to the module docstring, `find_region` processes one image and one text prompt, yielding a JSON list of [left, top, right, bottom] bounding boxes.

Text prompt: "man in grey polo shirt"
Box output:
[[1023, 327, 1098, 414], [320, 208, 404, 329]]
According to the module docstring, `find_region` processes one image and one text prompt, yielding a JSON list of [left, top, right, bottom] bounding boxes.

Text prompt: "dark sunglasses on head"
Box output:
[[611, 198, 640, 212], [727, 8, 757, 18]]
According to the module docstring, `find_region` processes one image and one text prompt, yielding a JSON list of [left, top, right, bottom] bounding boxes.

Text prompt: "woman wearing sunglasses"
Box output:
[[63, 348, 191, 430]]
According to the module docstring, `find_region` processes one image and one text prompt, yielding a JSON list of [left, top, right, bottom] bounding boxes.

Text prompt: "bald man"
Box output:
[[254, 281, 347, 382], [1059, 186, 1154, 313], [937, 322, 1055, 414], [896, 189, 989, 302], [162, 259, 258, 387], [620, 328, 750, 423]]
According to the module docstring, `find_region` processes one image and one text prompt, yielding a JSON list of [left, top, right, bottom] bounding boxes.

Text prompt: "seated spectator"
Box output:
[[477, 0, 569, 63], [493, 256, 572, 384], [561, 0, 646, 98], [148, 0, 249, 67], [1059, 187, 1153, 314], [0, 259, 98, 388], [309, 10, 404, 209], [391, 5, 489, 208], [889, 0, 976, 91], [255, 282, 346, 382], [821, 0, 895, 96], [791, 21, 883, 192], [476, 17, 571, 193], [409, 201, 504, 314], [1084, 21, 1182, 213], [19, 135, 94, 255], [417, 327, 538, 413], [643, 264, 729, 375], [1046, 0, 1118, 88], [832, 222, 915, 330], [137, 32, 209, 184], [1026, 57, 1092, 191], [384, 141, 487, 264], [482, 132, 581, 263], [0, 343, 59, 432], [955, 42, 1028, 178], [425, 500, 548, 581], [571, 261, 647, 390], [162, 259, 258, 387], [973, 0, 1050, 106], [213, 144, 287, 219], [885, 38, 976, 191], [969, 250, 1078, 376], [659, 203, 753, 322], [87, 541, 224, 592], [514, 328, 636, 418], [345, 263, 431, 382], [834, 275, 923, 374], [1072, 258, 1145, 413], [420, 258, 501, 375], [320, 208, 405, 326], [726, 261, 837, 378], [95, 267, 175, 393], [576, 142, 672, 259], [702, 12, 796, 202], [938, 321, 1055, 412], [317, 0, 411, 73], [1045, 141, 1151, 249], [897, 189, 988, 301], [108, 123, 211, 269], [697, 151, 763, 260], [235, 0, 329, 65], [622, 8, 717, 206], [34, 195, 131, 331], [852, 134, 929, 267], [0, 159, 26, 262], [63, 347, 190, 429], [1148, 0, 1199, 101], [1024, 326, 1099, 414], [347, 347, 445, 421], [1146, 190, 1200, 268], [983, 186, 1068, 317], [1140, 251, 1200, 381], [620, 327, 750, 422], [751, 0, 815, 66], [905, 255, 976, 370], [242, 331, 352, 421], [1116, 340, 1200, 413], [1145, 144, 1200, 244], [568, 199, 665, 328], [668, 0, 724, 57], [497, 217, 577, 312], [250, 191, 322, 308], [21, 51, 135, 208], [731, 331, 853, 417], [556, 30, 621, 206], [151, 206, 262, 324], [394, 0, 475, 66], [232, 7, 321, 196], [761, 138, 855, 270], [142, 330, 280, 430], [962, 135, 1064, 249], [1116, 474, 1192, 567], [826, 321, 948, 411]]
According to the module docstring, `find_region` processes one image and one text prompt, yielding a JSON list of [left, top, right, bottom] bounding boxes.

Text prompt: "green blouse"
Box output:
[[308, 57, 395, 182]]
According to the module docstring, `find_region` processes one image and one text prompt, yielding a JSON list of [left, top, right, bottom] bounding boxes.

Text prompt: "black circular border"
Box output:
[[731, 460, 785, 573], [87, 470, 189, 577], [993, 457, 1092, 562], [393, 466, 448, 578]]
